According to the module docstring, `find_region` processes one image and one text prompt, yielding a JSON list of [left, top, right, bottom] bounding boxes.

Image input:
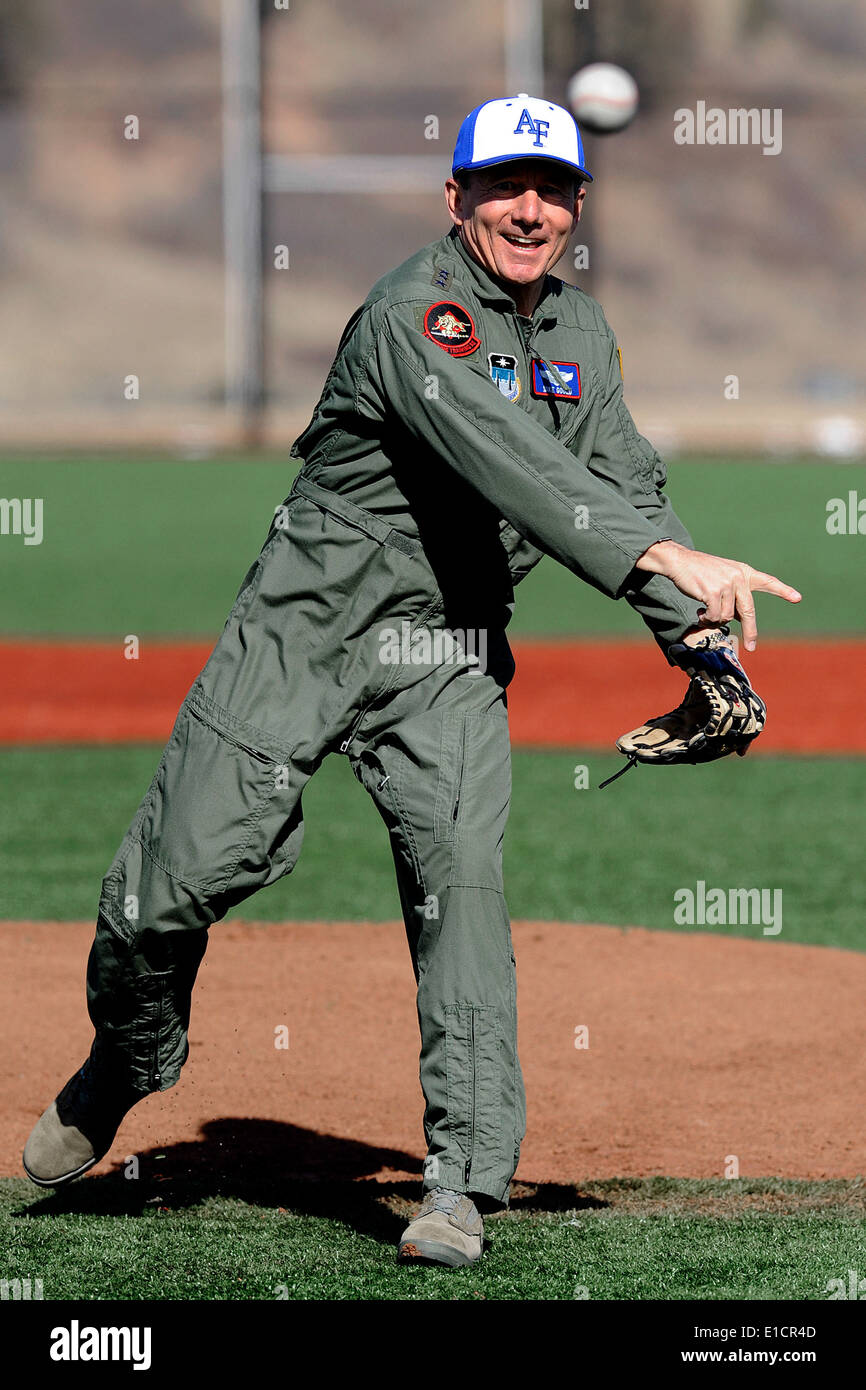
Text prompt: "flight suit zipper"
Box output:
[[513, 313, 532, 412], [338, 603, 443, 755], [514, 314, 570, 407], [150, 982, 165, 1090], [339, 713, 365, 754], [451, 721, 467, 826], [521, 313, 573, 396], [465, 1007, 475, 1186]]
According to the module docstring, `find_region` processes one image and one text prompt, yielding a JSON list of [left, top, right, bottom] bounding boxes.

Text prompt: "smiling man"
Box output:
[[24, 94, 798, 1271], [447, 160, 586, 315]]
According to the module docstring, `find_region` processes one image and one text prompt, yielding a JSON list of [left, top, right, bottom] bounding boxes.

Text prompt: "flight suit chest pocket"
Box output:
[[540, 363, 595, 450]]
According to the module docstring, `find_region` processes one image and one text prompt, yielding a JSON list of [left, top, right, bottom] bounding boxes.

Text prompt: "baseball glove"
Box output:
[[600, 630, 766, 787]]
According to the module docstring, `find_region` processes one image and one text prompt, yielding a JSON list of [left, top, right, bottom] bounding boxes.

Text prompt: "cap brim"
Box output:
[[452, 152, 593, 183]]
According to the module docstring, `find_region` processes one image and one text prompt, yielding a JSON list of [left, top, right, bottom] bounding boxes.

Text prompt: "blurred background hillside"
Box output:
[[0, 0, 863, 454]]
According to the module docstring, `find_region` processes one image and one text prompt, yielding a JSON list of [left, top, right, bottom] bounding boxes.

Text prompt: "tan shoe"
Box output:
[[23, 1063, 140, 1188], [398, 1188, 484, 1266]]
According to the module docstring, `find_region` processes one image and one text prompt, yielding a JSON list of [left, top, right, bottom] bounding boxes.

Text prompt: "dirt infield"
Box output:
[[0, 637, 862, 751], [4, 920, 864, 1184]]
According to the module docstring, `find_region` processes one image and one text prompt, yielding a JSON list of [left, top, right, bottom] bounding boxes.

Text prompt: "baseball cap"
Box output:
[[452, 93, 593, 183]]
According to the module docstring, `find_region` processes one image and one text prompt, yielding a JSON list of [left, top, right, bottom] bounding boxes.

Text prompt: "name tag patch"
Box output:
[[531, 359, 581, 401]]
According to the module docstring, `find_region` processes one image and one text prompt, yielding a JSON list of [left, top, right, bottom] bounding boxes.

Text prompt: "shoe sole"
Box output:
[[22, 1154, 98, 1189], [398, 1239, 481, 1268]]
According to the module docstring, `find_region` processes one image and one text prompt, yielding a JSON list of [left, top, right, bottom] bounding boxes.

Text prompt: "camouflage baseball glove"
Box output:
[[600, 630, 766, 786]]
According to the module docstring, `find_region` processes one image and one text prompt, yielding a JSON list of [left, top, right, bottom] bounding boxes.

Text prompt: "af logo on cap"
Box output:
[[423, 300, 481, 358], [513, 107, 550, 148]]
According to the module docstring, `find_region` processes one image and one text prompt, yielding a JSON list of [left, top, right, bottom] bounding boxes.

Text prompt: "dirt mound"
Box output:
[[4, 920, 863, 1184]]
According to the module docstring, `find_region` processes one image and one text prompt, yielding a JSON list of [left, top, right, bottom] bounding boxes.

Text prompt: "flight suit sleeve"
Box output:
[[363, 298, 671, 601], [587, 328, 703, 653]]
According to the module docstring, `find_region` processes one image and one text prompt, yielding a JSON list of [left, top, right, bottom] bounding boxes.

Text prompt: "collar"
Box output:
[[444, 227, 560, 324]]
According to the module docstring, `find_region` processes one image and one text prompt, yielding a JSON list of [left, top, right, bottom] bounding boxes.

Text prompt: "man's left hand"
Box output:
[[612, 629, 767, 769]]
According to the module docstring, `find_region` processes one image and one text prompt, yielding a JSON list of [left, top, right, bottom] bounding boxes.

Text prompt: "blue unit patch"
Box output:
[[530, 359, 581, 401], [488, 352, 521, 402]]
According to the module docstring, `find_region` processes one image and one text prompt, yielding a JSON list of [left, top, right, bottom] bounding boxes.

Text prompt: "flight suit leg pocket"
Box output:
[[139, 687, 289, 895], [433, 710, 466, 844], [444, 1003, 501, 1181], [440, 706, 511, 891]]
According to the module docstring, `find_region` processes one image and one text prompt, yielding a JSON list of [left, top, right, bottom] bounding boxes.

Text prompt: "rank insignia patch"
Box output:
[[488, 352, 521, 402], [530, 359, 581, 401], [423, 300, 480, 358]]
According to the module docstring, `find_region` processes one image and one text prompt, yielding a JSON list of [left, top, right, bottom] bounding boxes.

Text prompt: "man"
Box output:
[[23, 94, 800, 1268]]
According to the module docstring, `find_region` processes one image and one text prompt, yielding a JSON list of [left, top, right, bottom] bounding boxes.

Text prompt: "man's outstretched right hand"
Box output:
[[636, 539, 802, 651]]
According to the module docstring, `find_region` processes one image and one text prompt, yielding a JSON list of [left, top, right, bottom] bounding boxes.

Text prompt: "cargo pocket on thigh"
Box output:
[[444, 1004, 501, 1182], [443, 706, 511, 891], [433, 710, 467, 844], [140, 685, 290, 895]]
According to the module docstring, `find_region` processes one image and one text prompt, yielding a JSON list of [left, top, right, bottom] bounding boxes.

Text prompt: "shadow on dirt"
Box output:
[[16, 1116, 609, 1240]]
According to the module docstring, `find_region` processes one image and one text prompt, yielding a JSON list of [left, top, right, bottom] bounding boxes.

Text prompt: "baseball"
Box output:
[[567, 62, 639, 134]]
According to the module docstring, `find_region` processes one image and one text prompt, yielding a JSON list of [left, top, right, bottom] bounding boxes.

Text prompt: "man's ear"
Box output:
[[572, 184, 587, 228], [444, 177, 464, 227]]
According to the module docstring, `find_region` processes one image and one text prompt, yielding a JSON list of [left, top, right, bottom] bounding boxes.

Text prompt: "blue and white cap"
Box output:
[[452, 93, 593, 183]]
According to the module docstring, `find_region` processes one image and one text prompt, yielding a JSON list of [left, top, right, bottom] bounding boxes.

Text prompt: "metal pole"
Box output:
[[221, 0, 263, 444], [504, 0, 545, 97], [263, 154, 451, 195]]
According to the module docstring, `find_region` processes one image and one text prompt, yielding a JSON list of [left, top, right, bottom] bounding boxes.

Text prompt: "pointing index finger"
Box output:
[[748, 570, 802, 603]]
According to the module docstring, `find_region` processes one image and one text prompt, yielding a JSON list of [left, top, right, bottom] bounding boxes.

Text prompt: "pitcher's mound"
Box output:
[[3, 921, 864, 1182]]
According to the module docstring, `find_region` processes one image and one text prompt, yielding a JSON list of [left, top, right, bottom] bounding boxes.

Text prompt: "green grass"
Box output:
[[0, 456, 293, 638], [2, 454, 861, 1307], [515, 459, 866, 638], [0, 1176, 862, 1300], [1, 745, 863, 951], [0, 455, 863, 637]]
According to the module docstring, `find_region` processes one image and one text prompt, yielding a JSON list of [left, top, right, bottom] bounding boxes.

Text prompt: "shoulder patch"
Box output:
[[423, 300, 480, 358], [617, 346, 623, 381], [430, 266, 453, 291]]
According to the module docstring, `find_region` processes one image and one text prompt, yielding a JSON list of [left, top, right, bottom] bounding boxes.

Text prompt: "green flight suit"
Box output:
[[86, 226, 701, 1209]]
